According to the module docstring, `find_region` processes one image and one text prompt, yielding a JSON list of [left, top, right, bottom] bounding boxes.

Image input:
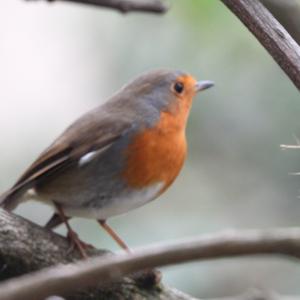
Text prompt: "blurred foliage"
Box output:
[[0, 0, 300, 298]]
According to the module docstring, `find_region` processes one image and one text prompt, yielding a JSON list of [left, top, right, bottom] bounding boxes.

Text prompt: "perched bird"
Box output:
[[0, 69, 213, 257]]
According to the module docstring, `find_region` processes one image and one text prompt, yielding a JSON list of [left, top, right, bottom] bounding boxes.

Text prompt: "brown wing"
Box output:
[[0, 142, 73, 210], [13, 144, 73, 188], [1, 109, 132, 210]]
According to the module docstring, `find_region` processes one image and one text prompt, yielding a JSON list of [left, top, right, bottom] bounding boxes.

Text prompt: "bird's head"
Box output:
[[122, 69, 213, 115]]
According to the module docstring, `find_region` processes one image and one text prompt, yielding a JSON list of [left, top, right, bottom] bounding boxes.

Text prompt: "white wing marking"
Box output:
[[78, 151, 98, 167]]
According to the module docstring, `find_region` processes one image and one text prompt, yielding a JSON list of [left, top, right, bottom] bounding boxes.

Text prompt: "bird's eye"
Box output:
[[174, 82, 184, 94]]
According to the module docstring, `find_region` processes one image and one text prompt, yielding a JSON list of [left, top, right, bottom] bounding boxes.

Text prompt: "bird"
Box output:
[[0, 69, 214, 258]]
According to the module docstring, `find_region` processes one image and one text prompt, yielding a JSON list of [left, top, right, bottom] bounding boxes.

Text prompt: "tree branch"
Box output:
[[261, 0, 300, 46], [1, 208, 300, 300], [0, 209, 195, 300], [26, 0, 168, 14], [220, 0, 300, 91]]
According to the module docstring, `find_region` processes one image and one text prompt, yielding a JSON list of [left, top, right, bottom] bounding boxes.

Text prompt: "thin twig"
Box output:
[[26, 0, 168, 14], [281, 144, 300, 149], [221, 0, 300, 91], [1, 228, 300, 300]]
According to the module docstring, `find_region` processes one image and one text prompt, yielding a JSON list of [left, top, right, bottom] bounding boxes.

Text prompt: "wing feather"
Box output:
[[1, 110, 132, 210]]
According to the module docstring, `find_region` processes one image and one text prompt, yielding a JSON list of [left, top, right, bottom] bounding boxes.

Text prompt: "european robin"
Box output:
[[0, 69, 214, 257]]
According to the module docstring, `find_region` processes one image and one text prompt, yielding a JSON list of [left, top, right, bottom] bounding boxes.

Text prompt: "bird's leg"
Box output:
[[97, 220, 162, 286], [98, 220, 130, 252], [54, 202, 88, 259], [44, 212, 95, 249], [45, 212, 94, 251], [45, 212, 67, 230]]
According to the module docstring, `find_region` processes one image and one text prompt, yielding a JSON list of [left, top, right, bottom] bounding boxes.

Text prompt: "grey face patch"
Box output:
[[108, 69, 188, 121], [124, 69, 187, 112]]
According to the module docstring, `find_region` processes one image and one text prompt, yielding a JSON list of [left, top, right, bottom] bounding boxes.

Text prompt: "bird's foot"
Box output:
[[66, 229, 93, 259]]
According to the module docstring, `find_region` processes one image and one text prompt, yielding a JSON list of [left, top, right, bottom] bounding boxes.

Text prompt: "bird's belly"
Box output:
[[39, 182, 163, 220]]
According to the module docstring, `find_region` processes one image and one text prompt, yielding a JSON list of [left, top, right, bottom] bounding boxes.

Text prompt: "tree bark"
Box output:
[[0, 209, 195, 300], [261, 0, 300, 45]]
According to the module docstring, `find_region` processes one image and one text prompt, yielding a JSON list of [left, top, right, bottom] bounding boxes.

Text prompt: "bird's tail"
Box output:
[[0, 187, 25, 211]]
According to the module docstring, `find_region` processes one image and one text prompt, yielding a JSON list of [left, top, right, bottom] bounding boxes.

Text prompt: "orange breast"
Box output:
[[122, 110, 187, 194]]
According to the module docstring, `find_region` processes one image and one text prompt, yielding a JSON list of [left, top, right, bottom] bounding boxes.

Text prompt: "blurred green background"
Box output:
[[1, 0, 300, 297]]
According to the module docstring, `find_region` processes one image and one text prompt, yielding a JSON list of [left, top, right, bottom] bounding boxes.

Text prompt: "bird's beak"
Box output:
[[195, 80, 214, 92]]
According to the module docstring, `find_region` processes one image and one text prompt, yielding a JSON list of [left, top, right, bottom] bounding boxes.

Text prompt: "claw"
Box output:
[[52, 202, 91, 259], [66, 229, 88, 258]]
